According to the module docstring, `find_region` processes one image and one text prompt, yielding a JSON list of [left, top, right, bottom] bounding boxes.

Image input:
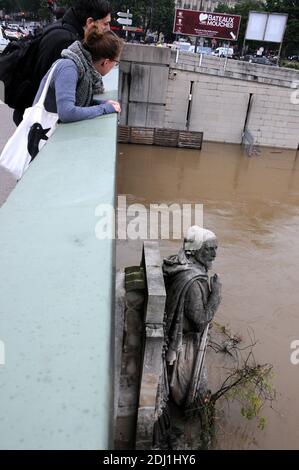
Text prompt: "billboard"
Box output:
[[245, 11, 288, 43], [173, 9, 241, 41]]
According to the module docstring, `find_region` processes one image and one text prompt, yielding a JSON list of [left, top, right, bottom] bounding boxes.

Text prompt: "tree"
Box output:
[[265, 0, 299, 55], [21, 0, 40, 13], [0, 0, 44, 14], [56, 0, 74, 8], [38, 0, 53, 20], [0, 0, 20, 14], [216, 0, 299, 57], [150, 0, 175, 40], [110, 0, 148, 31], [215, 1, 265, 50], [110, 0, 175, 38], [187, 324, 276, 450]]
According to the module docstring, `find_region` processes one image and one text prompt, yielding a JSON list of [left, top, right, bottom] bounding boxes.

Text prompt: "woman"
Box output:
[[33, 29, 122, 122]]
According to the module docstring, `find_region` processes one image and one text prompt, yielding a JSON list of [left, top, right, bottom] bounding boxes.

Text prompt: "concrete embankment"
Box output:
[[119, 44, 299, 149]]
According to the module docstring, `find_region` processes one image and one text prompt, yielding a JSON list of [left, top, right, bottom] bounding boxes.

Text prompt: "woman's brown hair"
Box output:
[[83, 29, 123, 62]]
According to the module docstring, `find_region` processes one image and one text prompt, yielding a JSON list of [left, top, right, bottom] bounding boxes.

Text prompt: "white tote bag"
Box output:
[[0, 62, 59, 180]]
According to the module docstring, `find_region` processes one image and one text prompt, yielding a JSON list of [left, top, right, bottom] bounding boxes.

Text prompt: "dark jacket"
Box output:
[[34, 8, 84, 86], [13, 8, 84, 125]]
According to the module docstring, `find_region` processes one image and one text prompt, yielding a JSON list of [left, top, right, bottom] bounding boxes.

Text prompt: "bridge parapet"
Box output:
[[0, 70, 118, 449]]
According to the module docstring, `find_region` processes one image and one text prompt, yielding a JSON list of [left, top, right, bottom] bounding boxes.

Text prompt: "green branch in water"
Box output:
[[187, 323, 276, 449]]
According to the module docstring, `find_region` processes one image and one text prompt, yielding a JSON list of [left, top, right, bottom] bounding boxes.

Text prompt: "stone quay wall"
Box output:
[[119, 44, 299, 150]]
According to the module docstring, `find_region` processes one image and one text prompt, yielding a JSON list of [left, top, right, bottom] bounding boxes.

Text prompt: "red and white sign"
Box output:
[[173, 9, 241, 41]]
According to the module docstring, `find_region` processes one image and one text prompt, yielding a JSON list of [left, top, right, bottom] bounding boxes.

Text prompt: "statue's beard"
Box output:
[[198, 259, 212, 270], [189, 255, 212, 270], [204, 260, 213, 270]]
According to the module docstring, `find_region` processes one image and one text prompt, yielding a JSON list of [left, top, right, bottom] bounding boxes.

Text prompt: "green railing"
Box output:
[[0, 70, 118, 449]]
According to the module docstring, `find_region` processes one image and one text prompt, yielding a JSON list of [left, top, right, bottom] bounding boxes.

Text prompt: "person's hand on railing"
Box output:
[[107, 100, 121, 113]]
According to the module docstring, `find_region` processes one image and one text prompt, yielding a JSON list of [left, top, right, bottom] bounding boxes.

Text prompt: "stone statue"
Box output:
[[162, 226, 222, 409]]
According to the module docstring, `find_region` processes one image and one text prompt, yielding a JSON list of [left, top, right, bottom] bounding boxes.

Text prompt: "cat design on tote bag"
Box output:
[[27, 123, 51, 160], [0, 61, 59, 180]]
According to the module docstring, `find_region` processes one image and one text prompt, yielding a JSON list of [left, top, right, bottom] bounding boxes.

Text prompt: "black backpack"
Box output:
[[0, 23, 73, 110]]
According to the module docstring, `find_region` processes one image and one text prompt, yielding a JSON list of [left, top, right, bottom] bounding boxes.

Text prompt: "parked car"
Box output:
[[212, 47, 234, 58], [288, 55, 299, 62], [196, 46, 213, 55], [172, 41, 193, 52], [240, 54, 275, 66], [249, 56, 275, 66], [3, 28, 22, 39], [0, 27, 9, 53], [240, 54, 254, 61], [7, 23, 20, 30]]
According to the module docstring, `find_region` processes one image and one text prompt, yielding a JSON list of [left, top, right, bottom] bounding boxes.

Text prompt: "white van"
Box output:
[[213, 47, 234, 58], [172, 41, 193, 52]]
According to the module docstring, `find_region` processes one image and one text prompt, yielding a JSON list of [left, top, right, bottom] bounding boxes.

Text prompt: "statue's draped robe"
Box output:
[[163, 254, 211, 407]]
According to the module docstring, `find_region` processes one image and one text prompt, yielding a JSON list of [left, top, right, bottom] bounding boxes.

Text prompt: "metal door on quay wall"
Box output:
[[188, 81, 251, 144], [119, 62, 169, 128]]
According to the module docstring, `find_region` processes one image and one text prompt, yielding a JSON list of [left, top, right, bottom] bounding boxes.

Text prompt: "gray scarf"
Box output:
[[61, 40, 104, 107]]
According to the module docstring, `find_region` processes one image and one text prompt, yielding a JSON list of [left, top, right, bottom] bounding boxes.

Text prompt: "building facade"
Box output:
[[175, 0, 239, 12]]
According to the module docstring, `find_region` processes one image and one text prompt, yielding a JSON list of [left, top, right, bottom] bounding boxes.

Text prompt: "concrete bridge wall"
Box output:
[[0, 71, 119, 450]]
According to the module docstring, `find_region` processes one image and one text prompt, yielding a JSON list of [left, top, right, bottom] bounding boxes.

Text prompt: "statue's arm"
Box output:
[[185, 276, 221, 331], [205, 274, 222, 323], [184, 283, 209, 331]]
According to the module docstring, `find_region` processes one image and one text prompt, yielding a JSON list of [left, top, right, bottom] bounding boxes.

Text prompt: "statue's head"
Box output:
[[184, 226, 218, 269]]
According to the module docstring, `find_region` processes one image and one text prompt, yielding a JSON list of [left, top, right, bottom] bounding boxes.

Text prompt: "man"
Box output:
[[163, 226, 222, 408], [13, 0, 111, 125]]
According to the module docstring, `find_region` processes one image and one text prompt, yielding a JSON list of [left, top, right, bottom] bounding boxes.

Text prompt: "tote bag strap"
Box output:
[[36, 60, 61, 107]]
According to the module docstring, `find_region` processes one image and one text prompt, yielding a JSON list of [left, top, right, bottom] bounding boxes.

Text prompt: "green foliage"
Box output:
[[0, 0, 175, 39], [0, 0, 41, 13], [0, 0, 19, 13], [38, 0, 53, 20], [206, 323, 276, 447], [258, 416, 267, 430], [57, 0, 74, 8], [216, 1, 265, 50], [265, 0, 299, 55], [110, 0, 175, 38], [215, 0, 299, 57], [280, 60, 299, 70], [190, 362, 274, 450], [227, 364, 275, 428], [109, 0, 145, 36], [197, 398, 216, 450]]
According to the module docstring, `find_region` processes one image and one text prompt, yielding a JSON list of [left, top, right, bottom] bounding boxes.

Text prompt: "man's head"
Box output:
[[74, 0, 111, 33], [193, 239, 218, 269], [184, 226, 218, 269]]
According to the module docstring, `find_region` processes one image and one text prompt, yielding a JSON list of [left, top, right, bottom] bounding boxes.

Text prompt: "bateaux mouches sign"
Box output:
[[173, 9, 241, 41]]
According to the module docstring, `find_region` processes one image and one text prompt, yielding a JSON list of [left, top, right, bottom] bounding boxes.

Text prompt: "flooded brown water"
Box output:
[[116, 142, 299, 450]]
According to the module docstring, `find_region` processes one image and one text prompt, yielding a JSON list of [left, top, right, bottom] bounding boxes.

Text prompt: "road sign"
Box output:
[[173, 8, 241, 41], [245, 11, 288, 43], [117, 11, 133, 18], [117, 18, 132, 26]]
